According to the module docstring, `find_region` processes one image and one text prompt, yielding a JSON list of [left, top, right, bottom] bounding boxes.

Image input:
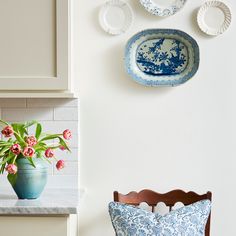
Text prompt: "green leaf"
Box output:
[[12, 123, 19, 132], [0, 155, 12, 166], [24, 120, 38, 129], [0, 141, 13, 145], [0, 119, 10, 126], [0, 163, 6, 174], [36, 150, 44, 158], [34, 142, 48, 152], [39, 134, 61, 142], [27, 157, 36, 168], [7, 173, 17, 186], [12, 123, 26, 137], [0, 140, 8, 143], [58, 137, 71, 152], [39, 136, 71, 152], [35, 123, 42, 140], [0, 143, 12, 147], [20, 124, 28, 137], [14, 132, 26, 146], [38, 142, 47, 147], [39, 155, 52, 164], [34, 147, 46, 153], [0, 146, 10, 156]]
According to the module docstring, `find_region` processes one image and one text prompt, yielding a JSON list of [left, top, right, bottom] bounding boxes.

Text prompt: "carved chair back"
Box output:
[[114, 189, 212, 236]]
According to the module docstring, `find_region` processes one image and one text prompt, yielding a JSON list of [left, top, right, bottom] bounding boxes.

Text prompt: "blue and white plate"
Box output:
[[140, 0, 187, 17], [125, 29, 200, 87]]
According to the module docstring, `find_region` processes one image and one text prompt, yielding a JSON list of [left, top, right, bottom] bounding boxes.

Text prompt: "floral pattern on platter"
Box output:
[[136, 38, 188, 76], [139, 0, 187, 17], [125, 29, 200, 87], [109, 200, 211, 236]]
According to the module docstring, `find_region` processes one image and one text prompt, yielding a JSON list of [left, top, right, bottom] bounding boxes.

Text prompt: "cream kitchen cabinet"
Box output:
[[0, 0, 74, 98], [0, 215, 77, 236], [0, 188, 79, 236]]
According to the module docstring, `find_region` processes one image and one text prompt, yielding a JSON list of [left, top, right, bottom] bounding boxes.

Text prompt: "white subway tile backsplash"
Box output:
[[32, 121, 78, 132], [68, 134, 79, 148], [46, 164, 54, 175], [54, 107, 78, 121], [54, 148, 79, 161], [27, 98, 78, 108], [47, 175, 78, 189], [0, 99, 26, 108], [2, 108, 54, 122], [0, 98, 79, 188]]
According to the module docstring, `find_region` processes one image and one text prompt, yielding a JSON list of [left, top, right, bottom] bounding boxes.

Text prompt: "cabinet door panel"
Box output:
[[0, 216, 68, 236], [0, 0, 70, 91]]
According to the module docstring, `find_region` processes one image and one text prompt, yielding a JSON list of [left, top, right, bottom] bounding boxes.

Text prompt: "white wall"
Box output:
[[75, 0, 236, 235], [0, 98, 79, 189]]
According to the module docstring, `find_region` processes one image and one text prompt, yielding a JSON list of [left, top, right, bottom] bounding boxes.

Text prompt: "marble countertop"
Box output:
[[0, 188, 80, 215]]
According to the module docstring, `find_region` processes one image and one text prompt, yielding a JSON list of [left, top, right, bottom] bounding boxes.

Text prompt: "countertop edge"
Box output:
[[0, 188, 80, 215]]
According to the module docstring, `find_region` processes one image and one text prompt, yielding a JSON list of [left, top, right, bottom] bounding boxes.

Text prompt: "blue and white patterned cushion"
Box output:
[[109, 200, 211, 236]]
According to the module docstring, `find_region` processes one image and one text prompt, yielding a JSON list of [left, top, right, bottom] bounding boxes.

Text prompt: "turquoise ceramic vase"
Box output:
[[8, 157, 48, 199]]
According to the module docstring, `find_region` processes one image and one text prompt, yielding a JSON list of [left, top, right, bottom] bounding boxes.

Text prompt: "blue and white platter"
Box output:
[[125, 29, 200, 87], [140, 0, 187, 17]]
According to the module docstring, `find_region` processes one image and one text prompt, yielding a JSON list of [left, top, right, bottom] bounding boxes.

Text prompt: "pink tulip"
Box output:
[[45, 148, 54, 158], [25, 136, 37, 147], [63, 129, 72, 140], [10, 144, 21, 155], [56, 160, 65, 170], [59, 145, 66, 151], [22, 146, 35, 157], [5, 164, 17, 174], [1, 126, 14, 138]]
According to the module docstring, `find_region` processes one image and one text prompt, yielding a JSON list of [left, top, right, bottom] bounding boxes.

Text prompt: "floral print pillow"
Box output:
[[108, 200, 211, 236]]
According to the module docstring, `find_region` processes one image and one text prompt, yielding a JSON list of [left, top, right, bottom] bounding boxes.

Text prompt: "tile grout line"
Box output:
[[25, 98, 28, 108], [53, 107, 55, 120]]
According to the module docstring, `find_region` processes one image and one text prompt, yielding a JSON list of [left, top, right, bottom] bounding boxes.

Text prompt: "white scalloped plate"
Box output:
[[197, 1, 232, 36], [99, 0, 134, 35], [139, 0, 187, 17]]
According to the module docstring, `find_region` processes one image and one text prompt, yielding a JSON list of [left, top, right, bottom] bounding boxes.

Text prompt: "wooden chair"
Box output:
[[114, 189, 212, 236]]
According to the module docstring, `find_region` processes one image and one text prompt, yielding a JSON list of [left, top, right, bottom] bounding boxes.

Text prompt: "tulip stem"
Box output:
[[12, 155, 17, 164]]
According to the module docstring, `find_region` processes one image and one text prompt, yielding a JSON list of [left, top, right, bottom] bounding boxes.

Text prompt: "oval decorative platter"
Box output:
[[197, 1, 231, 36], [99, 0, 134, 35], [139, 0, 187, 17], [125, 29, 200, 87]]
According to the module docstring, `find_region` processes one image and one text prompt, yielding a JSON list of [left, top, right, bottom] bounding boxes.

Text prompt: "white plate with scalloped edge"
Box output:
[[197, 1, 232, 36], [99, 0, 134, 35]]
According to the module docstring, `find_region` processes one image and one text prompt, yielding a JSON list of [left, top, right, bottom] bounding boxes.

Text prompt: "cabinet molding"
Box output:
[[0, 0, 72, 94]]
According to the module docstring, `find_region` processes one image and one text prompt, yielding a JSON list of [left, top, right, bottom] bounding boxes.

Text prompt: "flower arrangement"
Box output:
[[0, 119, 72, 177]]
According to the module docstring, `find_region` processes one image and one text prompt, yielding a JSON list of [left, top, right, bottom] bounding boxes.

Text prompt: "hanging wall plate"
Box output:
[[125, 29, 200, 87], [139, 0, 187, 17], [197, 1, 231, 36], [99, 0, 134, 35]]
